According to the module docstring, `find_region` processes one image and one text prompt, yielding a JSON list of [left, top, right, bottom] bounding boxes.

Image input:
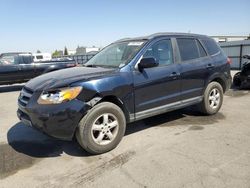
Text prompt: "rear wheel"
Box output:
[[76, 102, 126, 154], [198, 82, 223, 115]]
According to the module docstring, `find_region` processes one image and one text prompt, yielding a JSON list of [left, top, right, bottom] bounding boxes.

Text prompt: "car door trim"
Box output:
[[129, 96, 203, 121]]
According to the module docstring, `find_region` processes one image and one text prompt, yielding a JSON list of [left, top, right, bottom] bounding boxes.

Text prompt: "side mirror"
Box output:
[[138, 57, 158, 72]]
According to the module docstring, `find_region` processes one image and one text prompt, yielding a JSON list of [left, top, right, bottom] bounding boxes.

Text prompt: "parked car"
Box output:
[[0, 53, 77, 85], [17, 33, 232, 154], [32, 53, 52, 62], [233, 54, 250, 88]]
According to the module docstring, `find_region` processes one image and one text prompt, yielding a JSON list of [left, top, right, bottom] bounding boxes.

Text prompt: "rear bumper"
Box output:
[[17, 99, 89, 140]]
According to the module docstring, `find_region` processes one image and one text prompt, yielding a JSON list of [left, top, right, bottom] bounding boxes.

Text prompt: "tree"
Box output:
[[52, 50, 60, 57], [64, 47, 69, 56], [36, 50, 41, 53]]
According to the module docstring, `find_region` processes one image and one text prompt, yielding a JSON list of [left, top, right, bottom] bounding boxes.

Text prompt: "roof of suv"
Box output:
[[0, 52, 32, 57], [115, 32, 209, 43]]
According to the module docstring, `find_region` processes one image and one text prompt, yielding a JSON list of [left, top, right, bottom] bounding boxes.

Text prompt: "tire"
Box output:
[[233, 72, 241, 87], [76, 102, 126, 154], [198, 82, 223, 115]]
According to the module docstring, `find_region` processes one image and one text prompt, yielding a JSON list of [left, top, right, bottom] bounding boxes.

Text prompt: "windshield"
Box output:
[[85, 41, 145, 68], [0, 55, 18, 65]]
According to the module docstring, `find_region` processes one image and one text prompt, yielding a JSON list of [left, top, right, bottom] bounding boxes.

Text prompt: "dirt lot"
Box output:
[[0, 77, 250, 188]]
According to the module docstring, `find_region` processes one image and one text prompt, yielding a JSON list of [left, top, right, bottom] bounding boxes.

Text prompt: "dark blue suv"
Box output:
[[17, 33, 232, 154]]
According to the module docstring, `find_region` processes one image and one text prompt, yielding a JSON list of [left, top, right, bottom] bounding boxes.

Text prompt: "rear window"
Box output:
[[177, 38, 200, 61], [201, 39, 220, 55]]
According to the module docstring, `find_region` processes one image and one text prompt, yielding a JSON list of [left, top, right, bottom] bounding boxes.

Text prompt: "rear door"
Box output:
[[133, 38, 181, 118], [175, 38, 212, 101]]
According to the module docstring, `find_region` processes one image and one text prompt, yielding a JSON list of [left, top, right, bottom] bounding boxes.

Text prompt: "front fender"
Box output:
[[72, 72, 135, 116]]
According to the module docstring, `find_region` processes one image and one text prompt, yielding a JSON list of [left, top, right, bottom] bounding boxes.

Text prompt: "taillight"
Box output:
[[227, 57, 232, 64]]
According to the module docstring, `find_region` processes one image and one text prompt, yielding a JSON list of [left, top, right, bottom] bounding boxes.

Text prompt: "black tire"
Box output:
[[198, 82, 223, 115], [233, 72, 241, 87], [76, 102, 126, 154]]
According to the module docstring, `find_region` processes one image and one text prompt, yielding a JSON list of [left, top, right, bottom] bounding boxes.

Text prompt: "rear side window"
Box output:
[[196, 40, 207, 57], [176, 38, 200, 61], [201, 39, 220, 55], [22, 56, 33, 64]]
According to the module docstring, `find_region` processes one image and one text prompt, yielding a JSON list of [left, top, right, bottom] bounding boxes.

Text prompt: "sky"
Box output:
[[0, 0, 249, 53]]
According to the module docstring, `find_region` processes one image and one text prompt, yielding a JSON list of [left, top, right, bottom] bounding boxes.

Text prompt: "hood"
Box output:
[[25, 66, 116, 91]]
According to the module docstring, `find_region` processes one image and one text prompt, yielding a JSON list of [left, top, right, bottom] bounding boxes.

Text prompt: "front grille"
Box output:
[[18, 87, 34, 107]]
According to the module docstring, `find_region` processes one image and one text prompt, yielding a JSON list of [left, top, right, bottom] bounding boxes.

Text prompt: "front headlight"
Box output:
[[37, 86, 82, 104]]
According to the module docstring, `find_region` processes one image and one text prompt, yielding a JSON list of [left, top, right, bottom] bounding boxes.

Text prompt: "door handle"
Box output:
[[170, 72, 180, 79], [206, 64, 215, 69], [170, 72, 180, 76]]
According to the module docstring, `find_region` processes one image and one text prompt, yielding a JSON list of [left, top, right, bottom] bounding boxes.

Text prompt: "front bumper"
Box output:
[[17, 91, 89, 140]]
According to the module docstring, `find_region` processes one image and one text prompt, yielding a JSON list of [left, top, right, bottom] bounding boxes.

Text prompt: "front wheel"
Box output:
[[76, 102, 126, 154], [198, 82, 223, 115]]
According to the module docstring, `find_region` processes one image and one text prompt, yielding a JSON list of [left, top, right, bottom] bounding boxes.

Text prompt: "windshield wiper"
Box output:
[[84, 64, 116, 68], [84, 64, 98, 68]]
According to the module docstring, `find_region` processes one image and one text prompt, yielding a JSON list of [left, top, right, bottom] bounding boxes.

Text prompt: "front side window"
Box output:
[[143, 39, 173, 66], [85, 41, 145, 68], [177, 38, 200, 61]]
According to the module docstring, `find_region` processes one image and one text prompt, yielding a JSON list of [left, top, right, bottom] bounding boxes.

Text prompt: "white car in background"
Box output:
[[32, 53, 52, 62]]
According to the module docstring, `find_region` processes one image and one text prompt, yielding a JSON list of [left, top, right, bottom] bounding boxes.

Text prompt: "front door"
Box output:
[[133, 39, 181, 119]]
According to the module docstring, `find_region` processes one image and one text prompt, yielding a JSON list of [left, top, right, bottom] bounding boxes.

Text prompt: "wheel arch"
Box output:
[[97, 95, 130, 123], [206, 74, 227, 93], [211, 77, 226, 93]]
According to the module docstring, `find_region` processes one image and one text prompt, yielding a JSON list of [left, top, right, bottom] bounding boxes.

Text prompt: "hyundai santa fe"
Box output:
[[17, 33, 232, 154]]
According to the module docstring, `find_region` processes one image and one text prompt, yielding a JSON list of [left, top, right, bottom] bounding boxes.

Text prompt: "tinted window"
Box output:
[[36, 55, 43, 60], [22, 56, 33, 64], [177, 38, 199, 61], [143, 39, 173, 66], [201, 39, 220, 55], [196, 40, 207, 57]]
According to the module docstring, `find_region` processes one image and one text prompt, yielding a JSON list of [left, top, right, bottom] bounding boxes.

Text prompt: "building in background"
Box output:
[[68, 50, 76, 55], [219, 40, 250, 70], [76, 46, 100, 55], [212, 35, 249, 43]]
